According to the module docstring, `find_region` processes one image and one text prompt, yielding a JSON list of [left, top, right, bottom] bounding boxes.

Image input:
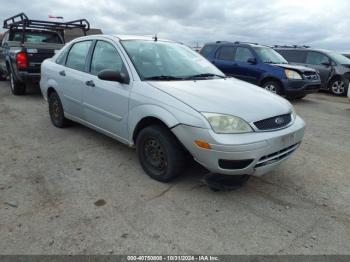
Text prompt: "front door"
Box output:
[[305, 51, 332, 89], [83, 40, 131, 141], [233, 47, 260, 84]]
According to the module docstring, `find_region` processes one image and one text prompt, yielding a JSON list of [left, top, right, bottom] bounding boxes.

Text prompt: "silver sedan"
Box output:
[[40, 35, 305, 183]]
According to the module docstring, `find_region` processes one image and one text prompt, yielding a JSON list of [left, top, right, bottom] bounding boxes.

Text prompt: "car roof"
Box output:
[[204, 41, 266, 48], [274, 47, 333, 53], [67, 34, 177, 44]]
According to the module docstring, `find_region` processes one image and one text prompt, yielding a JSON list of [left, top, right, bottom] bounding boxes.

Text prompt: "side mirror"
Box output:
[[321, 61, 331, 67], [97, 69, 128, 84], [247, 57, 257, 64]]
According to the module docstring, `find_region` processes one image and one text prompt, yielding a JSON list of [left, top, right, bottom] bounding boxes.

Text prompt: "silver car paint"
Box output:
[[40, 35, 305, 176]]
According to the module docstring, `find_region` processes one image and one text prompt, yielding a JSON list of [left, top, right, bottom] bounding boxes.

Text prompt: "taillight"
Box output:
[[16, 52, 28, 69]]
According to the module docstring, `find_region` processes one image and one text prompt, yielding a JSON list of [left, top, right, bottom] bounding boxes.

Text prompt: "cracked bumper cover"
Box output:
[[172, 116, 305, 176]]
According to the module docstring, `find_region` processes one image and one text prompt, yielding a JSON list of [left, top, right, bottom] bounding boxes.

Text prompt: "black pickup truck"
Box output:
[[0, 13, 90, 95]]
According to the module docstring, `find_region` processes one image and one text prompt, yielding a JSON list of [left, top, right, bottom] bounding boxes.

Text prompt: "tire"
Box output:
[[262, 80, 282, 95], [48, 91, 70, 128], [9, 71, 26, 95], [136, 125, 186, 182], [328, 78, 347, 96]]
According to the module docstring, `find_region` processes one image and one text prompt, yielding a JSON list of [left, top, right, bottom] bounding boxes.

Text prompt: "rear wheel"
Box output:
[[329, 79, 347, 96], [48, 91, 70, 128], [136, 125, 186, 182], [262, 80, 282, 95], [10, 71, 26, 95]]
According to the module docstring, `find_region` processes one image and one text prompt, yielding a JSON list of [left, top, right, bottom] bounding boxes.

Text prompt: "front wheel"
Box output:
[[262, 81, 282, 95], [10, 71, 26, 95], [329, 79, 347, 96], [136, 125, 186, 182]]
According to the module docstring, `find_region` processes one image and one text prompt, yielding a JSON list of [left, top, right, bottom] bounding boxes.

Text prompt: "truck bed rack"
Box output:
[[3, 13, 90, 43]]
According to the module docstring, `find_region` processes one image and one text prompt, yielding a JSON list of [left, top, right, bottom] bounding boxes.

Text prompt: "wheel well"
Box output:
[[47, 87, 56, 98], [260, 77, 283, 88], [132, 117, 169, 143], [260, 77, 285, 95], [328, 75, 343, 88]]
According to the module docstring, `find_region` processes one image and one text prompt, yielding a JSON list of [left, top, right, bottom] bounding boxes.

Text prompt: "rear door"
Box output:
[[213, 46, 236, 76], [60, 40, 93, 119], [305, 51, 332, 88], [83, 40, 131, 141], [233, 47, 260, 84]]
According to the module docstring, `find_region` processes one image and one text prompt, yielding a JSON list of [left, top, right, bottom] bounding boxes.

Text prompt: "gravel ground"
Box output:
[[0, 81, 349, 255]]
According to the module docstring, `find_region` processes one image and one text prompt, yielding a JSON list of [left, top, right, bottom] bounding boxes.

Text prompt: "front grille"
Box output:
[[255, 143, 300, 168], [254, 114, 292, 131], [303, 72, 318, 80]]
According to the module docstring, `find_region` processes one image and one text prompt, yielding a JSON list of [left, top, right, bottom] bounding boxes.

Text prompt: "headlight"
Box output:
[[285, 69, 302, 80], [202, 113, 253, 134]]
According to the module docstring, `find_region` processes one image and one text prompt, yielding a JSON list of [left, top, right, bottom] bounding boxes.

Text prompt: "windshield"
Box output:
[[327, 52, 350, 65], [11, 31, 63, 44], [121, 40, 225, 80], [253, 46, 288, 64]]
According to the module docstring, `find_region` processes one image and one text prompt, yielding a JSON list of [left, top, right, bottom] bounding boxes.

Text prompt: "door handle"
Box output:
[[59, 70, 66, 76], [85, 80, 95, 87]]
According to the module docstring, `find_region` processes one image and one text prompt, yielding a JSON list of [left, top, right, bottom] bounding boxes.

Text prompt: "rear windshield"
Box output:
[[10, 31, 63, 44]]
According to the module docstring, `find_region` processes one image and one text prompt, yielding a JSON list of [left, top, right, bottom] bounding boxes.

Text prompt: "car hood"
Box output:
[[274, 63, 316, 73], [147, 78, 292, 123]]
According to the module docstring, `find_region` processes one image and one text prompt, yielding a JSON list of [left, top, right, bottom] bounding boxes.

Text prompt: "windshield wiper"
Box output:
[[184, 73, 226, 79], [143, 75, 184, 81], [265, 60, 288, 64]]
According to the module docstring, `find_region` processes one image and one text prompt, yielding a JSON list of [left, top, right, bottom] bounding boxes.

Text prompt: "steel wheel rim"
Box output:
[[51, 98, 61, 120], [331, 81, 345, 94], [264, 84, 277, 93], [143, 138, 167, 172]]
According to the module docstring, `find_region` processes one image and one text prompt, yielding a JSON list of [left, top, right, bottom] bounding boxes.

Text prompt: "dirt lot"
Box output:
[[0, 81, 349, 255]]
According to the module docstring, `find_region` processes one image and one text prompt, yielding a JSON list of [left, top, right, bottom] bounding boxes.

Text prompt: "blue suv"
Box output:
[[200, 41, 321, 98]]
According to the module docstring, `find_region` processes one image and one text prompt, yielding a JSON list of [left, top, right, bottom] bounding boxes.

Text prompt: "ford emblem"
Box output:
[[275, 117, 285, 125]]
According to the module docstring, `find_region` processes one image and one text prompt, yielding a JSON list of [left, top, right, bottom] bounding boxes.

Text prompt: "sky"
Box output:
[[1, 0, 349, 52]]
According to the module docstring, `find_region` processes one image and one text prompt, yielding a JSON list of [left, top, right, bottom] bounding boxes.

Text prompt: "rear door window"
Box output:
[[216, 46, 235, 61], [66, 40, 92, 72], [235, 47, 254, 62], [277, 50, 306, 63], [56, 46, 70, 65], [306, 52, 329, 65], [200, 45, 216, 58]]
